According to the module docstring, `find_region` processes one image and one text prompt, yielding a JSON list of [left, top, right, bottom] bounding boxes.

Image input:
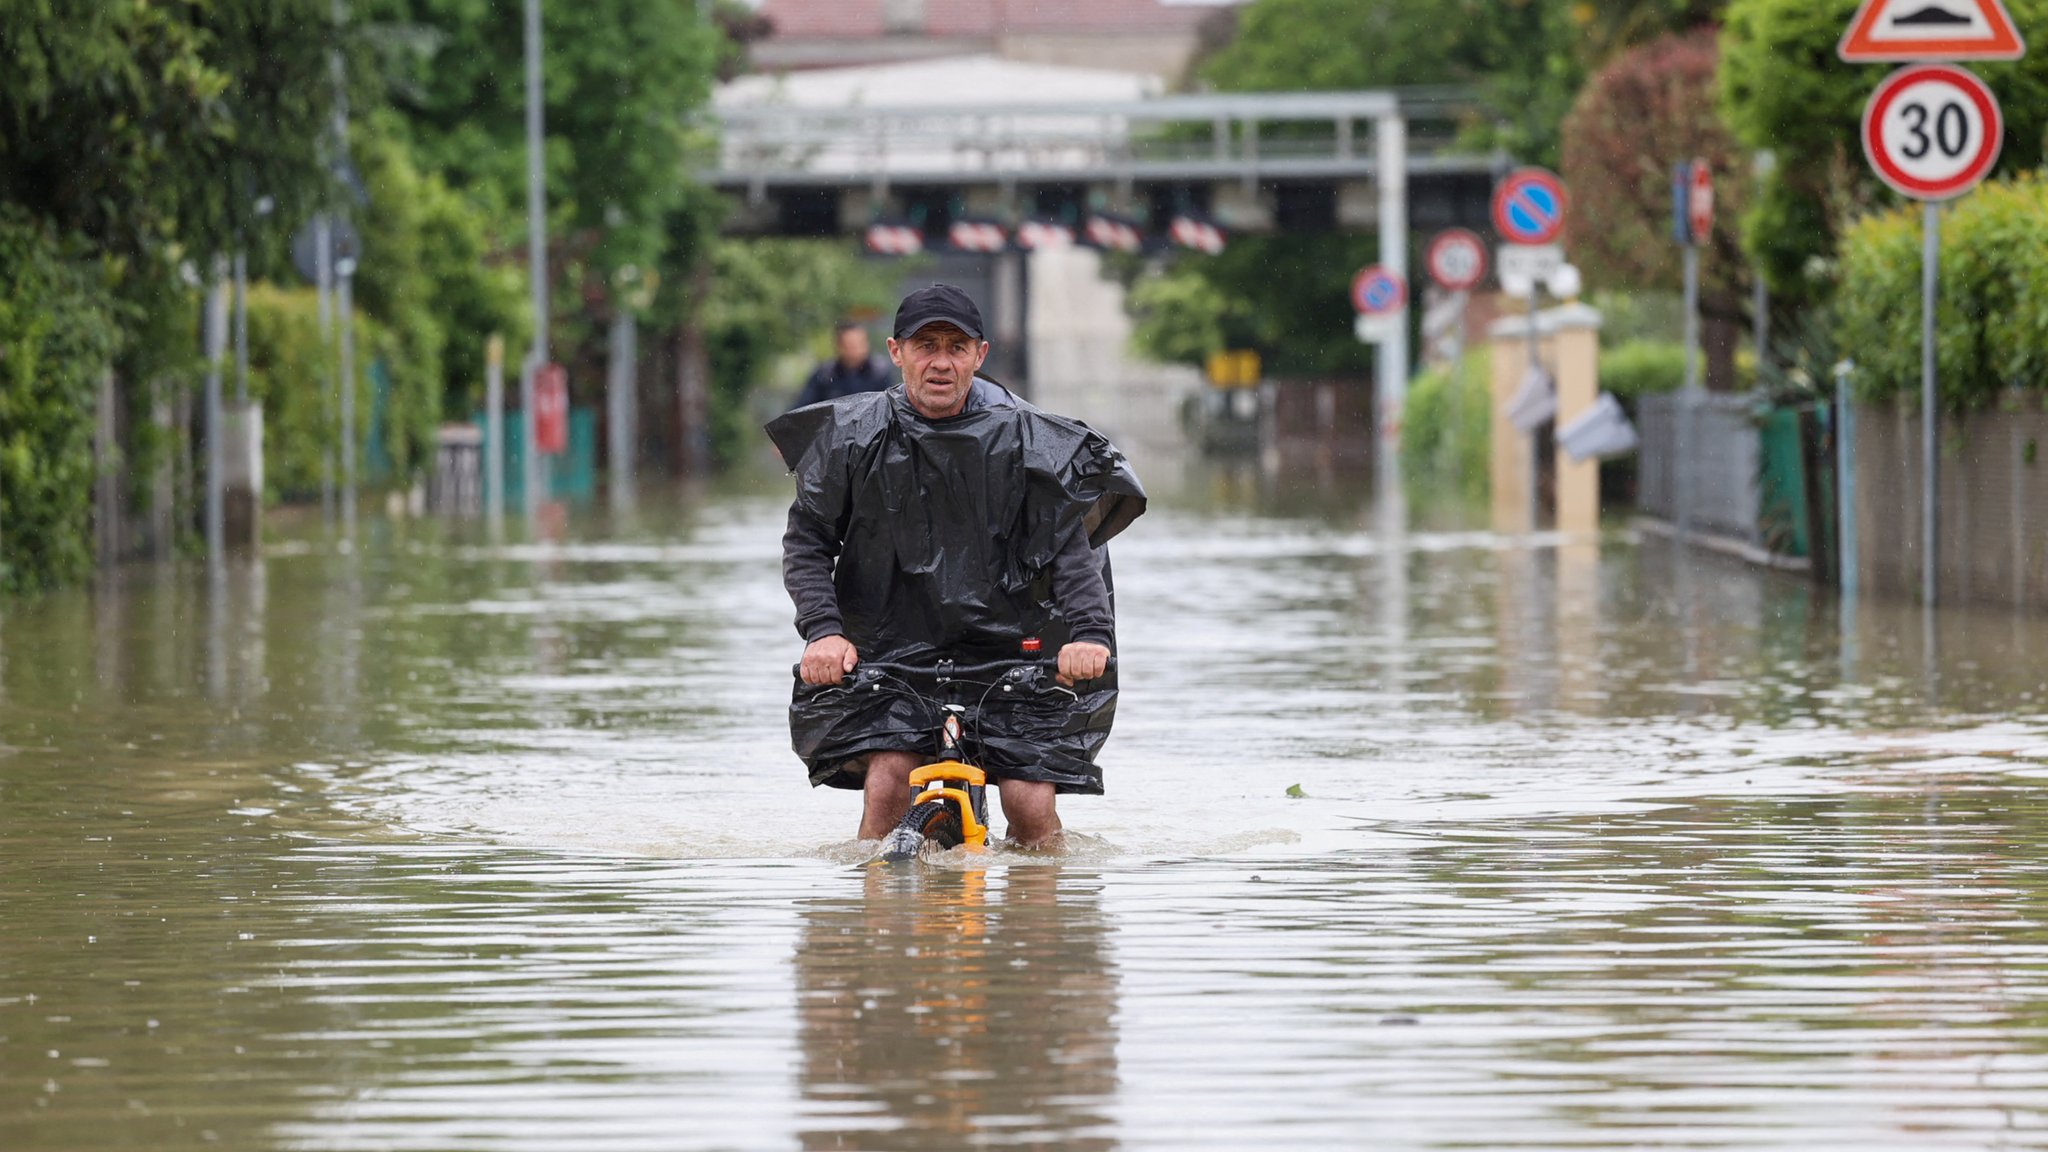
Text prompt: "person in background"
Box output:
[[789, 321, 893, 410]]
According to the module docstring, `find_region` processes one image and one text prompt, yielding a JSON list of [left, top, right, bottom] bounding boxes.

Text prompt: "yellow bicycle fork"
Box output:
[[906, 761, 990, 851]]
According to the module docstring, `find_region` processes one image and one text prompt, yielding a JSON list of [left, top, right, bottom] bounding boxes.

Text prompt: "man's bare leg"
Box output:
[[858, 751, 920, 840], [997, 778, 1063, 849]]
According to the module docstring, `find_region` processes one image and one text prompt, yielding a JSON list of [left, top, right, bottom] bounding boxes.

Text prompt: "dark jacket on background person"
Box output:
[[790, 354, 894, 410]]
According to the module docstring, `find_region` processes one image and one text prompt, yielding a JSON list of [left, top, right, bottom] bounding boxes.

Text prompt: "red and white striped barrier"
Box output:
[[1083, 215, 1144, 253], [1016, 220, 1077, 251], [947, 220, 1009, 253], [1169, 215, 1226, 255], [865, 223, 924, 256]]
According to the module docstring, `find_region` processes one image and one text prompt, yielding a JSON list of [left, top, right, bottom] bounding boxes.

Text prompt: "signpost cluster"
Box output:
[[1838, 0, 2022, 607]]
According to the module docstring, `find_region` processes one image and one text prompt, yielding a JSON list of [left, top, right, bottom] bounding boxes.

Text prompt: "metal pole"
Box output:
[[1526, 284, 1542, 531], [525, 0, 549, 519], [204, 260, 228, 570], [338, 261, 358, 536], [1922, 201, 1939, 607], [486, 334, 505, 529], [520, 353, 540, 521], [315, 215, 335, 526], [233, 249, 249, 405], [608, 309, 635, 507], [1679, 242, 1700, 542], [1836, 372, 1858, 603], [1375, 114, 1409, 472]]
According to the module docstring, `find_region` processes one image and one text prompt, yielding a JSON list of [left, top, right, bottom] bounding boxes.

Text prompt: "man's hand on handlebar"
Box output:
[[801, 635, 860, 686], [1057, 641, 1112, 687]]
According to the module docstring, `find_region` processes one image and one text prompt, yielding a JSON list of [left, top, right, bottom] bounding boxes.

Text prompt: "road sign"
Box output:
[[1862, 63, 2004, 200], [534, 362, 568, 455], [1354, 313, 1401, 345], [1492, 168, 1568, 246], [1687, 160, 1714, 245], [290, 215, 359, 284], [1840, 0, 2025, 62], [1426, 229, 1488, 292], [1351, 265, 1407, 316], [1496, 244, 1564, 299]]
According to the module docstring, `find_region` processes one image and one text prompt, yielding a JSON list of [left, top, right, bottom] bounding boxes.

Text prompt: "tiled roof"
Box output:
[[760, 0, 1215, 39]]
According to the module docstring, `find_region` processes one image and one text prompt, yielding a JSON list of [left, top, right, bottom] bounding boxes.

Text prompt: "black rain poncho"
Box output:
[[766, 381, 1145, 794]]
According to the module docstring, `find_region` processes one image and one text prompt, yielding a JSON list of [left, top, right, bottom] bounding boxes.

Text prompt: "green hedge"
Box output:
[[0, 210, 122, 594], [1601, 340, 1687, 399], [1402, 346, 1491, 499], [1836, 174, 2048, 408]]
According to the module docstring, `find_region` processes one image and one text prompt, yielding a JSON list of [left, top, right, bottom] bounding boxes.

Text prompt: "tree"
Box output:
[[1562, 28, 1749, 388], [0, 0, 339, 263], [1719, 0, 2048, 309], [362, 0, 720, 301]]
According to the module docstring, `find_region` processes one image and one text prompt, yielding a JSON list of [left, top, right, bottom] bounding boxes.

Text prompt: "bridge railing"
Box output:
[[700, 88, 1491, 190]]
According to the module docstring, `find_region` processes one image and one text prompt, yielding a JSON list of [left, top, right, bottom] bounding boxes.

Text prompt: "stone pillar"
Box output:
[[221, 403, 264, 550], [1488, 303, 1603, 535]]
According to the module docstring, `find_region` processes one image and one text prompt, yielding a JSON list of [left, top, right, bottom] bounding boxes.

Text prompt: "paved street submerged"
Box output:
[[6, 457, 2048, 1150]]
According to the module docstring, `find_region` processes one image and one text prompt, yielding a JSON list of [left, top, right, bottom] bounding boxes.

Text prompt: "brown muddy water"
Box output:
[[7, 458, 2048, 1150]]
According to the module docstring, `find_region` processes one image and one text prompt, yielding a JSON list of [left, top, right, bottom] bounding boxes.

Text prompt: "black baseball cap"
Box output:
[[892, 284, 985, 340]]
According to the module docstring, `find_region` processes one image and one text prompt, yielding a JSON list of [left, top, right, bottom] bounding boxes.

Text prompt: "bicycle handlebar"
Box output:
[[791, 654, 1115, 682]]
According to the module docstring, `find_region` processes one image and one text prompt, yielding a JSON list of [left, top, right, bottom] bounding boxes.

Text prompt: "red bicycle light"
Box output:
[[1020, 637, 1042, 654]]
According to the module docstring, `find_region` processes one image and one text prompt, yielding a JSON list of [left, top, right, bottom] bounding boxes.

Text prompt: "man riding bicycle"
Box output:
[[766, 284, 1145, 849]]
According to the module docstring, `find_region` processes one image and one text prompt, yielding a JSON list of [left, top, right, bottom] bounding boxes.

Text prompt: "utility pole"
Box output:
[[204, 259, 228, 572], [1375, 113, 1409, 475], [524, 0, 548, 520], [330, 0, 357, 539]]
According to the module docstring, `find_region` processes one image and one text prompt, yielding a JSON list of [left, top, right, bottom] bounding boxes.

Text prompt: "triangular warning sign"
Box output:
[[1840, 0, 2026, 61]]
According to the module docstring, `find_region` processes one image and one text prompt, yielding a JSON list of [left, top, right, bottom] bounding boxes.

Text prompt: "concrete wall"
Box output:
[[1853, 395, 2048, 608], [1024, 246, 1201, 452]]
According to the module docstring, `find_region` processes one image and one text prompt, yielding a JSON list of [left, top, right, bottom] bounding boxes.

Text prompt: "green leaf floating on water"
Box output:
[[1285, 783, 1305, 798]]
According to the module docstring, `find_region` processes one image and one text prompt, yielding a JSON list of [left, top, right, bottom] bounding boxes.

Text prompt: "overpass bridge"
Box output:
[[696, 87, 1507, 452], [701, 89, 1502, 241]]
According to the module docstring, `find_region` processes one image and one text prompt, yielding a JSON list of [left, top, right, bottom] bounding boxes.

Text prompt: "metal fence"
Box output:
[[1636, 392, 1760, 544]]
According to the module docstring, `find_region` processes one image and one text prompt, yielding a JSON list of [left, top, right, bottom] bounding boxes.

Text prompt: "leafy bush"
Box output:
[[1602, 340, 1688, 399], [1402, 346, 1491, 499], [243, 284, 380, 501], [1835, 174, 2048, 409], [0, 209, 122, 594], [1128, 271, 1236, 367]]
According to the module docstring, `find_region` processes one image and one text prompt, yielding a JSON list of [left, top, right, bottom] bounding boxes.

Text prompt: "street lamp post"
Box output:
[[524, 0, 548, 520]]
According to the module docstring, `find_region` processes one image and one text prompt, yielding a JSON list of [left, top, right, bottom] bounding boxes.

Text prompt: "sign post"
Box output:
[[1672, 159, 1713, 541], [1859, 63, 2004, 606], [1351, 264, 1408, 347], [1426, 230, 1487, 473], [1493, 170, 1569, 529]]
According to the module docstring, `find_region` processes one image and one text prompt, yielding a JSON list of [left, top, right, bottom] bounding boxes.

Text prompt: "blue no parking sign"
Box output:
[[1351, 265, 1407, 315], [1492, 168, 1568, 247]]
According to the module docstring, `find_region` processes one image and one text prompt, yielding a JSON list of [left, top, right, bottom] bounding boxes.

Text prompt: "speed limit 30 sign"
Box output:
[[1862, 63, 2004, 201]]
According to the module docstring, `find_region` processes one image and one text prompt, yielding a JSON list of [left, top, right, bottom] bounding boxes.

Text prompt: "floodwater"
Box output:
[[8, 455, 2048, 1151]]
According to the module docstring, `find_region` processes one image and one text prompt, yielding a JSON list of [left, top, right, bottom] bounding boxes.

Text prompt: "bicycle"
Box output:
[[792, 654, 1113, 863]]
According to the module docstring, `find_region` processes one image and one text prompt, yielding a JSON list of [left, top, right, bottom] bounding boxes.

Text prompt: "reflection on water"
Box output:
[[797, 866, 1116, 1151], [7, 462, 2048, 1149]]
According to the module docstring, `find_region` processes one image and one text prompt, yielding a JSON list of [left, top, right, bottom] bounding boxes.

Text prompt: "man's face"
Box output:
[[887, 323, 989, 419], [835, 327, 869, 366]]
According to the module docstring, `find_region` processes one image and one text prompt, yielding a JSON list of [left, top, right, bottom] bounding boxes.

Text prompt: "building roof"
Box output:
[[717, 54, 1161, 111], [758, 0, 1218, 40]]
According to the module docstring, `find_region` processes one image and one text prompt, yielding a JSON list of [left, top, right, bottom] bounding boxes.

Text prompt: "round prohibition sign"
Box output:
[[1491, 168, 1568, 246], [1863, 64, 2003, 201], [1426, 229, 1488, 293], [1351, 265, 1407, 315]]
